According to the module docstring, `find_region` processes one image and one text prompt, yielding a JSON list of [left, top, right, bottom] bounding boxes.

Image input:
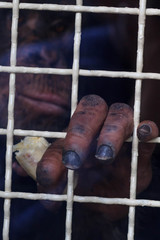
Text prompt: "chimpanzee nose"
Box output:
[[15, 41, 61, 68]]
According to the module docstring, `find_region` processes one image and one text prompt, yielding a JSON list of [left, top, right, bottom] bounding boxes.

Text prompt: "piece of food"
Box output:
[[95, 103, 133, 162], [13, 137, 78, 196], [13, 137, 50, 180], [62, 94, 108, 170]]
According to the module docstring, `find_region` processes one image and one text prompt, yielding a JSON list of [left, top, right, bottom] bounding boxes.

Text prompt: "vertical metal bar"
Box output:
[[127, 0, 147, 239], [65, 1, 82, 240], [70, 0, 82, 115], [2, 0, 19, 239]]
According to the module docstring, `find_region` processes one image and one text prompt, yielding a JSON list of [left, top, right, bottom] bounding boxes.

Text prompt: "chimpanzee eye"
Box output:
[[50, 19, 66, 33]]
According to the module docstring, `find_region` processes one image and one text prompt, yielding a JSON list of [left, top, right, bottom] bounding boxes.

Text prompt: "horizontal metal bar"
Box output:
[[1, 190, 160, 208], [0, 2, 160, 16], [1, 65, 160, 80]]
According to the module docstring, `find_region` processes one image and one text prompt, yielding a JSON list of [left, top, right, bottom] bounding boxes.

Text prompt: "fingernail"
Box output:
[[137, 124, 151, 141], [62, 151, 81, 170], [95, 145, 114, 161]]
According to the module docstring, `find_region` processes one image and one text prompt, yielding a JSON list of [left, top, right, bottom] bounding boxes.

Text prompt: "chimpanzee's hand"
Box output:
[[36, 95, 159, 220]]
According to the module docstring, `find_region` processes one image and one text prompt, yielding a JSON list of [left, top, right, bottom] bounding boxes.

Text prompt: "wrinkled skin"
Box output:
[[1, 1, 160, 240]]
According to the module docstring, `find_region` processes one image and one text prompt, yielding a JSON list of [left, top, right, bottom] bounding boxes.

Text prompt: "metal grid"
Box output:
[[0, 0, 160, 240]]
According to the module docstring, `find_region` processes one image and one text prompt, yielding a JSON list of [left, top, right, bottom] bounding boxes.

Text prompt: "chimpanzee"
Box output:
[[0, 0, 160, 240]]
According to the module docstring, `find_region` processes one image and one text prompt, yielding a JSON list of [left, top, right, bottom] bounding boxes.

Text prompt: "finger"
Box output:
[[136, 121, 159, 193], [62, 95, 108, 170], [137, 120, 159, 165], [36, 139, 67, 188], [36, 139, 68, 211], [137, 120, 159, 142], [12, 162, 28, 177], [95, 103, 133, 162]]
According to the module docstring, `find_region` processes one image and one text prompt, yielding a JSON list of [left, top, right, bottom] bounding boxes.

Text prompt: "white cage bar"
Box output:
[[2, 0, 19, 239], [128, 1, 147, 239], [0, 0, 160, 240]]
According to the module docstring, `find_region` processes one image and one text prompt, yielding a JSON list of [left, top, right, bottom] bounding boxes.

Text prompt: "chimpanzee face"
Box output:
[[0, 0, 137, 133], [0, 0, 77, 132], [1, 0, 130, 132], [0, 0, 159, 133]]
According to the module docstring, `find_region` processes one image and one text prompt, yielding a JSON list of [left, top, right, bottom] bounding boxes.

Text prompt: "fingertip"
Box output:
[[95, 144, 114, 162], [137, 121, 159, 166], [36, 140, 66, 187], [137, 120, 159, 142], [62, 151, 81, 170], [137, 123, 152, 141], [36, 160, 56, 187]]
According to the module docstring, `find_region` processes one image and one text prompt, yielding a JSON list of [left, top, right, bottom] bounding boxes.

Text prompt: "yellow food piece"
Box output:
[[13, 137, 50, 180]]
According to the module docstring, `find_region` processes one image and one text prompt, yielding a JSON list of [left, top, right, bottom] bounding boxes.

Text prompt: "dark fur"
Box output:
[[0, 1, 160, 240]]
